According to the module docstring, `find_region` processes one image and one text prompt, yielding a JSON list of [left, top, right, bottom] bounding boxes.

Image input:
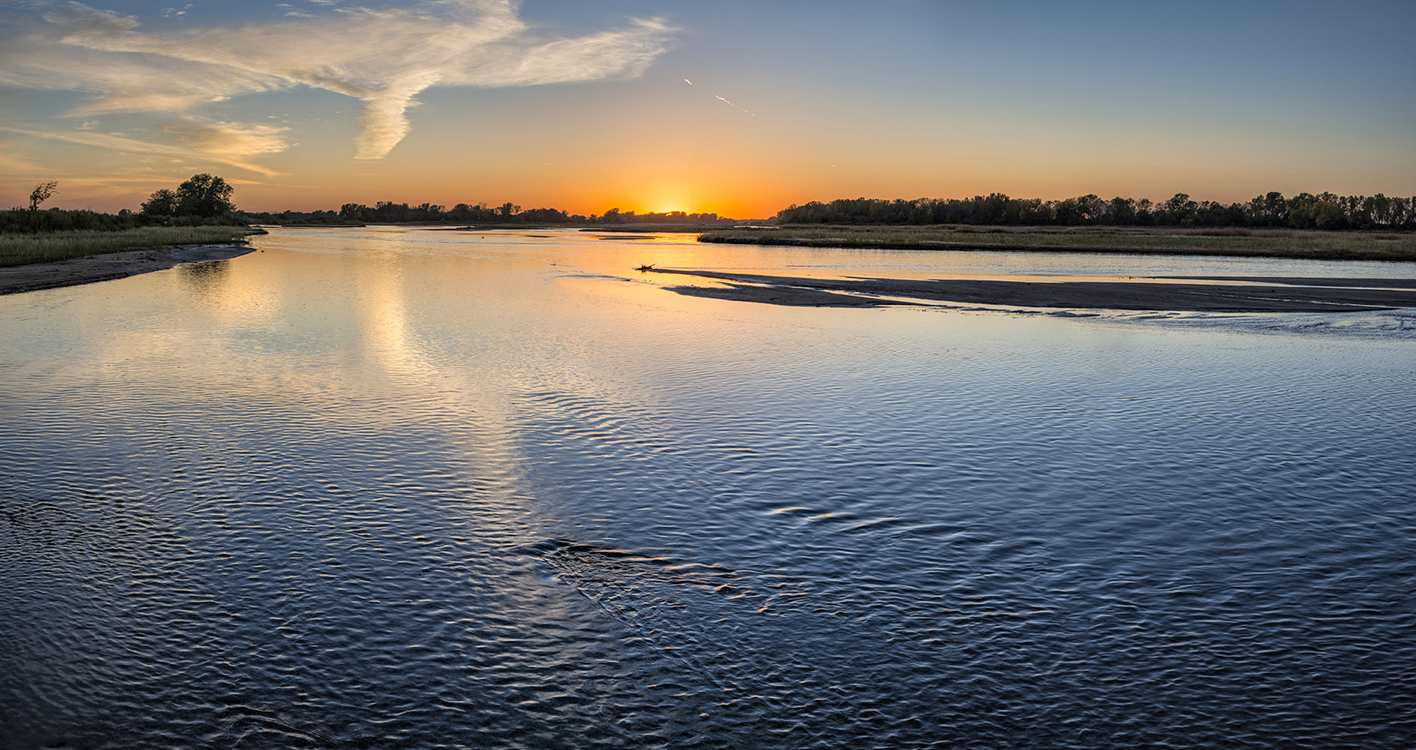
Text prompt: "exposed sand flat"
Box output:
[[1159, 275, 1416, 289], [649, 268, 1416, 312], [0, 245, 254, 296]]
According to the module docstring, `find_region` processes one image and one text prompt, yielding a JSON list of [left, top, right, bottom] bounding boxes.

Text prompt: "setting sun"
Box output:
[[643, 183, 693, 215]]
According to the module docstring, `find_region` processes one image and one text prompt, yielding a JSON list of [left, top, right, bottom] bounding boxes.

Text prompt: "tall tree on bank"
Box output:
[[176, 174, 235, 218], [142, 174, 235, 219]]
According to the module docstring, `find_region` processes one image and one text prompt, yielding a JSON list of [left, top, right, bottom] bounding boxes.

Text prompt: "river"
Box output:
[[2, 227, 1414, 748]]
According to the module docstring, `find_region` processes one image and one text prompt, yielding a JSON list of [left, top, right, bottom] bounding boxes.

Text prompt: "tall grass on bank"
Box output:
[[0, 207, 247, 234], [0, 226, 261, 267], [698, 225, 1416, 262]]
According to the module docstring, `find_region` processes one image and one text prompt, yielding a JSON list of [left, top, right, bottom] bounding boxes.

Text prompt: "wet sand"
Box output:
[[649, 269, 1416, 312], [0, 244, 255, 296]]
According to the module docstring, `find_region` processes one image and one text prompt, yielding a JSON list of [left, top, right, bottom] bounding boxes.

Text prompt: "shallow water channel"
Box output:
[[2, 228, 1414, 748]]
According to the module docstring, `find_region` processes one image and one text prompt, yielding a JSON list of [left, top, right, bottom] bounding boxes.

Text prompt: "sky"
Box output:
[[2, 0, 1413, 218]]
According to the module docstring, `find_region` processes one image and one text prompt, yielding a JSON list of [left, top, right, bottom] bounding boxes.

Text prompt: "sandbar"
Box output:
[[649, 269, 1416, 312]]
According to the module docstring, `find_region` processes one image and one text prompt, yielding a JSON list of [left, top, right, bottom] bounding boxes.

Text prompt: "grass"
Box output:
[[0, 226, 262, 267], [698, 225, 1416, 262]]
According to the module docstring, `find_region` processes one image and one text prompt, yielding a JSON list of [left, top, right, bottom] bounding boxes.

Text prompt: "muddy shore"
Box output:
[[0, 244, 255, 296], [648, 268, 1416, 313]]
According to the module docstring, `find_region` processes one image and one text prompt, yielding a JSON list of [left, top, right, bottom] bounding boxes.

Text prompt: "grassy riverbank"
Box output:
[[698, 226, 1416, 262], [0, 226, 263, 267]]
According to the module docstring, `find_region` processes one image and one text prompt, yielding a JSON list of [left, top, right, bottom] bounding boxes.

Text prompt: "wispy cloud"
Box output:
[[162, 120, 291, 156], [0, 125, 285, 176], [0, 146, 54, 176], [1, 0, 676, 162]]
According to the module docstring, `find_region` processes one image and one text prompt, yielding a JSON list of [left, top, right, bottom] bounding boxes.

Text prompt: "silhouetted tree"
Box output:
[[1246, 192, 1287, 227], [141, 188, 178, 218], [339, 203, 369, 221], [176, 173, 235, 218], [1107, 197, 1136, 225], [28, 181, 57, 213]]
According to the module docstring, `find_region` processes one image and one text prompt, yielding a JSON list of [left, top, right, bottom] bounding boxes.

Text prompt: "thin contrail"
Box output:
[[714, 94, 755, 116]]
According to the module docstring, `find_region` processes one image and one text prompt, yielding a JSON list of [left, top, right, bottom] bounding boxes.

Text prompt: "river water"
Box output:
[[2, 228, 1414, 749]]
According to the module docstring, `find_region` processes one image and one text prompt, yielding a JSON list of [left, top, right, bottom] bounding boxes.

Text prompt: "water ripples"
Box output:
[[2, 229, 1413, 748]]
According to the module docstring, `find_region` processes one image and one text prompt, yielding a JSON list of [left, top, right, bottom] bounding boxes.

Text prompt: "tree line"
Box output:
[[320, 201, 732, 226], [777, 192, 1416, 231], [12, 176, 1414, 234], [241, 202, 734, 226], [332, 201, 575, 225], [6, 175, 738, 231]]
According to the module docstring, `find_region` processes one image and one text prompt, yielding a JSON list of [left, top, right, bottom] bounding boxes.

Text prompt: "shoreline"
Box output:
[[647, 268, 1416, 313], [0, 244, 255, 296]]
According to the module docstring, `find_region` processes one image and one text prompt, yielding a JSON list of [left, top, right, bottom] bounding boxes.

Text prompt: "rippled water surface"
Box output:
[[3, 228, 1414, 749]]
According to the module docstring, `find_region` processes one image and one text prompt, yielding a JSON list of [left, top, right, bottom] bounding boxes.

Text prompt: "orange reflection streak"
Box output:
[[351, 236, 527, 491]]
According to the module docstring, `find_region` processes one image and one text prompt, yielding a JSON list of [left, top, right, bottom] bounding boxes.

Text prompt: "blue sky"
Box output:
[[2, 0, 1412, 216]]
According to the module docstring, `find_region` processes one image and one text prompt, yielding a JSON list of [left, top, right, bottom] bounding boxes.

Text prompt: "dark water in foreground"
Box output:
[[2, 229, 1414, 748]]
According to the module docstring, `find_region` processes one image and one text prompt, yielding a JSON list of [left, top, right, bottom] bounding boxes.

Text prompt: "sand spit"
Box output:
[[0, 244, 255, 296]]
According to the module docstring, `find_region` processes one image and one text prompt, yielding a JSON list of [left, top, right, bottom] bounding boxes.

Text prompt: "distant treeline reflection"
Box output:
[[778, 193, 1415, 231]]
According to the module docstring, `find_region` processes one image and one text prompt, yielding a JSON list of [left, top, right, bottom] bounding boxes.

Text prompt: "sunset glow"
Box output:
[[2, 1, 1413, 218]]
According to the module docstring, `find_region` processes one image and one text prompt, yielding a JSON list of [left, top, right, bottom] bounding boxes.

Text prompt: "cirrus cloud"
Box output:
[[162, 120, 291, 156], [0, 124, 285, 176], [1, 0, 675, 164]]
